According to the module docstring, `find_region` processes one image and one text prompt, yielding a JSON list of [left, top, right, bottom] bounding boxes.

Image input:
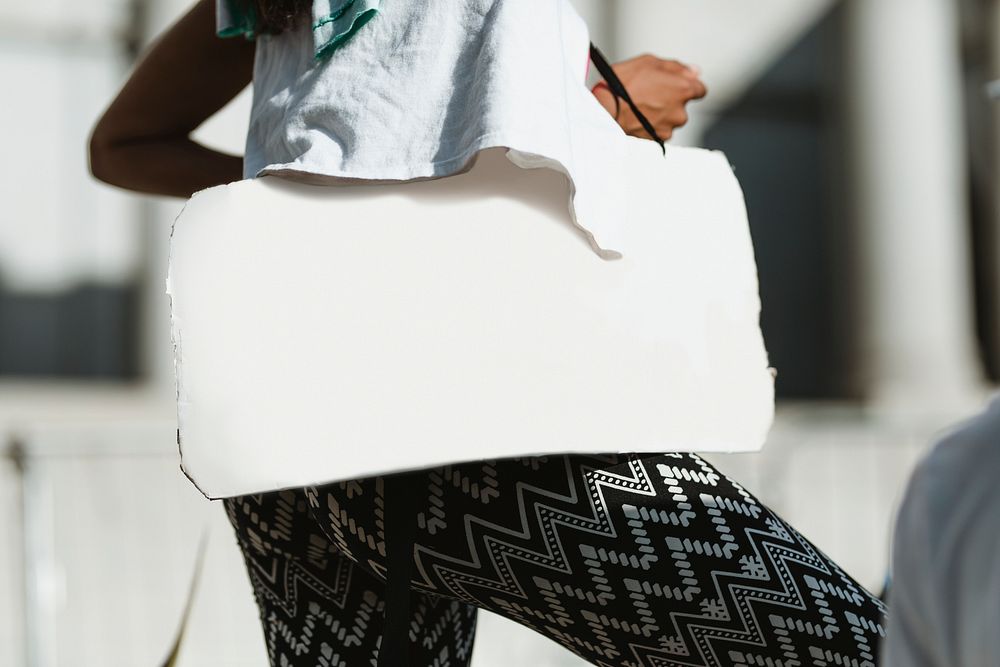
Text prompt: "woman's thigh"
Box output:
[[306, 453, 888, 666], [224, 491, 478, 666]]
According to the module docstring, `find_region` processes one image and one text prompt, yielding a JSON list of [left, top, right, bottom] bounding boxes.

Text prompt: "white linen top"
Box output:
[[216, 0, 632, 259]]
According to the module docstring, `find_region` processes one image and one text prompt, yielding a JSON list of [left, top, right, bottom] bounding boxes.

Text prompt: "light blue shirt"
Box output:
[[214, 0, 635, 260], [883, 395, 1000, 666]]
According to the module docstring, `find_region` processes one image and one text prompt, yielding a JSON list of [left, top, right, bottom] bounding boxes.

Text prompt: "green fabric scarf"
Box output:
[[217, 0, 380, 59]]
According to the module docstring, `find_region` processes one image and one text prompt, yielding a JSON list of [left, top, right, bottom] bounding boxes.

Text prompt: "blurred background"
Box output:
[[1, 0, 998, 664]]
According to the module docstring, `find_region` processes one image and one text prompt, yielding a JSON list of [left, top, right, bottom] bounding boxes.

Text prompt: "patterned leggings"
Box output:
[[224, 453, 887, 666]]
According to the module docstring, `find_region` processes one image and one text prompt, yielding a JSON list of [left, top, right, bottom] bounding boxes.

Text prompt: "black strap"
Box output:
[[589, 43, 667, 154], [378, 471, 421, 667]]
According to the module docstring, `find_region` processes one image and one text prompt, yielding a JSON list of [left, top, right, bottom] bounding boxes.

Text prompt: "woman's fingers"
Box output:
[[667, 60, 708, 100], [686, 76, 708, 101], [593, 53, 709, 140]]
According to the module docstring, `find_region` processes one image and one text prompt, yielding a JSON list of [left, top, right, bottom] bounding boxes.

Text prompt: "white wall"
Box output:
[[0, 0, 141, 292]]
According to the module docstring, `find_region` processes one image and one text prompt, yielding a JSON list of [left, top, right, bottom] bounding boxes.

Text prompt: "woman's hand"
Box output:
[[592, 54, 707, 141]]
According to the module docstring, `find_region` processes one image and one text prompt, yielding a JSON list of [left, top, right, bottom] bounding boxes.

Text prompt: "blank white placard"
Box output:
[[167, 141, 773, 499]]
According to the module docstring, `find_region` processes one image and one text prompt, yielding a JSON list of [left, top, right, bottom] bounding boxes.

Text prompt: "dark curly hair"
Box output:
[[239, 0, 311, 34]]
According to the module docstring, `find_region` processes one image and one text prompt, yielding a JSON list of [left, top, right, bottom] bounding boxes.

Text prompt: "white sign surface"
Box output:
[[167, 142, 774, 499]]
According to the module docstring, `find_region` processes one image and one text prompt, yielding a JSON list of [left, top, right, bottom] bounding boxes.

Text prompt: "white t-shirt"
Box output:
[[882, 395, 1000, 666], [217, 0, 633, 259]]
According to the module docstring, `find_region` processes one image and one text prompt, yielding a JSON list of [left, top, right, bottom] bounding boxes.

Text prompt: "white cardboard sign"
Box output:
[[167, 142, 774, 499]]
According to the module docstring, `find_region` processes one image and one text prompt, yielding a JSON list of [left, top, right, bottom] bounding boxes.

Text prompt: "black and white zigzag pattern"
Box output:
[[226, 454, 887, 667]]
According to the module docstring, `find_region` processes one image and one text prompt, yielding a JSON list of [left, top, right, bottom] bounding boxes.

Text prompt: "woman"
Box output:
[[90, 1, 887, 665]]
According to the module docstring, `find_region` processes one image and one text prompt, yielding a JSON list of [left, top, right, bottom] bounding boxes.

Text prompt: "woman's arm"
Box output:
[[90, 1, 702, 196], [89, 0, 255, 198], [593, 54, 707, 141]]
